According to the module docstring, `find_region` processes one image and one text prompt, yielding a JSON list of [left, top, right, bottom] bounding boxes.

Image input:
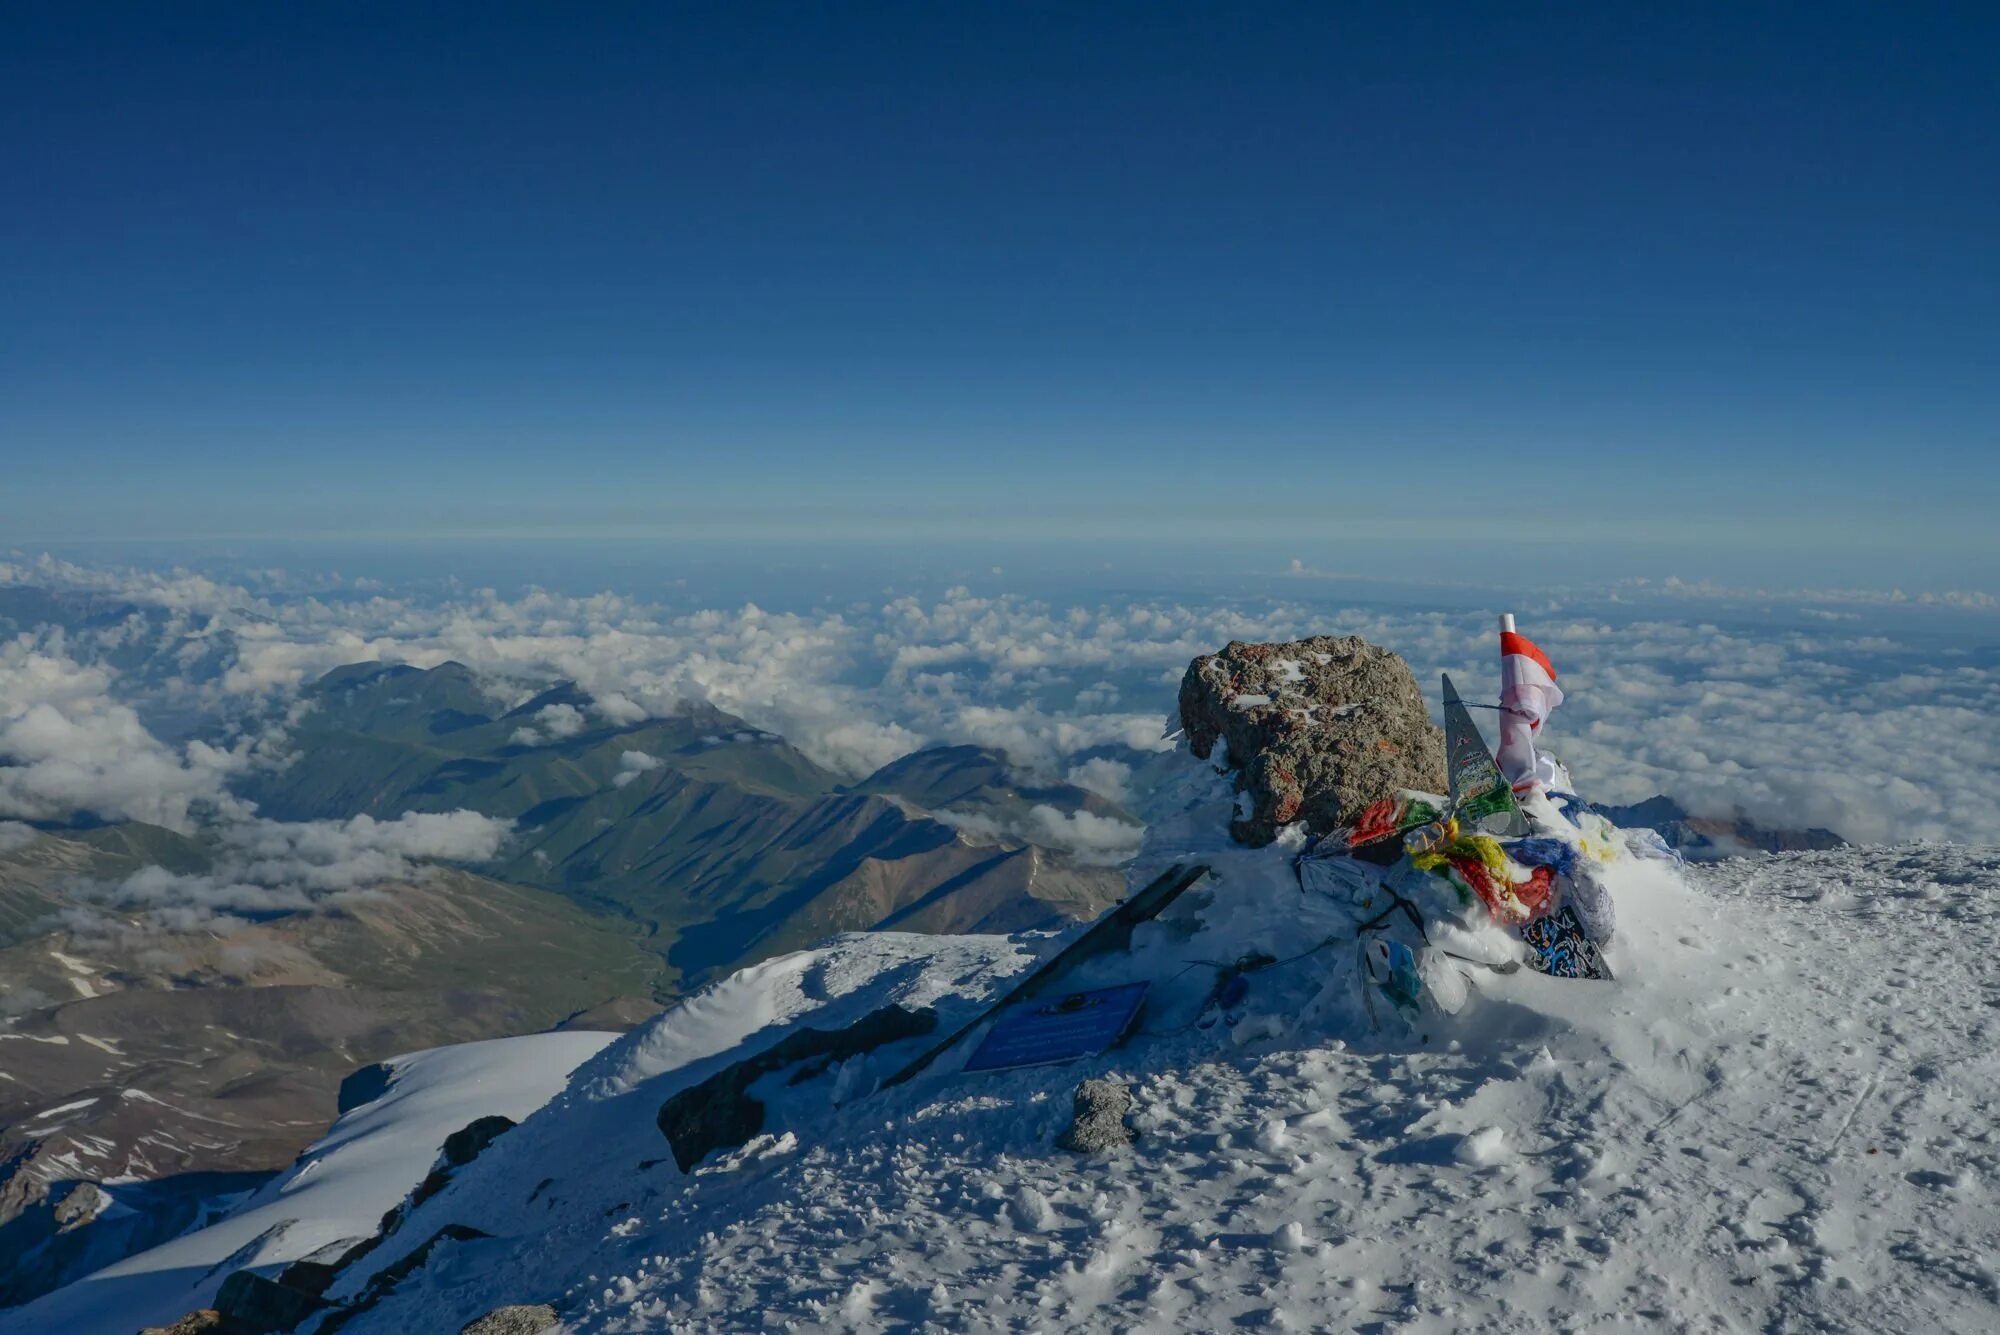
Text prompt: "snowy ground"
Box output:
[[269, 835, 1999, 1335]]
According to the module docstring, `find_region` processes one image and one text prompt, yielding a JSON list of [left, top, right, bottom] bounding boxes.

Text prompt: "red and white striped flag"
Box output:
[[1497, 618, 1564, 793]]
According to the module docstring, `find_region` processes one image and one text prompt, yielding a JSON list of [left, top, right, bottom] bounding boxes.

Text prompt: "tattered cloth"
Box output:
[[1340, 791, 1445, 848], [1508, 837, 1581, 880], [1409, 827, 1560, 924]]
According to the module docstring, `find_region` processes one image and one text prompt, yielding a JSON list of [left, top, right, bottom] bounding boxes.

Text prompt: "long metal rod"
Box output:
[[880, 861, 1211, 1090]]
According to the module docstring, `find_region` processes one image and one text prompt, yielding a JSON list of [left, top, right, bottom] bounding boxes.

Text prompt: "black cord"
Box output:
[[1460, 700, 1536, 718]]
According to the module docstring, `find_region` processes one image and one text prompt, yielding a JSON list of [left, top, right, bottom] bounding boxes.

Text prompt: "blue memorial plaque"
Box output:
[[961, 981, 1150, 1074]]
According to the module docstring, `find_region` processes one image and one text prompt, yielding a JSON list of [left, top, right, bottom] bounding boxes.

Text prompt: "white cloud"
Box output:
[[613, 749, 665, 788], [75, 809, 514, 928], [594, 692, 648, 726], [509, 698, 593, 746], [537, 703, 586, 738], [936, 804, 1144, 866], [1065, 758, 1134, 808], [0, 638, 247, 831], [1023, 806, 1145, 864], [227, 809, 513, 878], [8, 553, 1997, 850]]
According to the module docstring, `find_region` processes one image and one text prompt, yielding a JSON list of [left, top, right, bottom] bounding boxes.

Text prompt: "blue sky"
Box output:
[[4, 4, 1996, 588]]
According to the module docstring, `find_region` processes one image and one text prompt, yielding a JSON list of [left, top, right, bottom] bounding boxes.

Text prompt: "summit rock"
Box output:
[[1178, 635, 1446, 845]]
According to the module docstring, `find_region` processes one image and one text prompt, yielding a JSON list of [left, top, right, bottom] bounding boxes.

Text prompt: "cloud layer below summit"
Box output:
[[3, 554, 1995, 857]]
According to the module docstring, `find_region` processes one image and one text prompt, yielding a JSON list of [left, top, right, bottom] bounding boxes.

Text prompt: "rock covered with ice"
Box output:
[[1178, 635, 1447, 845]]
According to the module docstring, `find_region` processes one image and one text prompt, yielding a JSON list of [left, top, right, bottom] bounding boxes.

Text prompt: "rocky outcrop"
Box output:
[[374, 1112, 521, 1255], [313, 1225, 493, 1333], [1180, 636, 1446, 846], [441, 1115, 516, 1170], [335, 1063, 395, 1116], [212, 1269, 329, 1332], [657, 1005, 938, 1172], [1057, 1079, 1135, 1153], [151, 1111, 527, 1335]]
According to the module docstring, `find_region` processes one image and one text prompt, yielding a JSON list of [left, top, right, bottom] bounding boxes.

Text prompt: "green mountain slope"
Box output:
[[239, 663, 1127, 992]]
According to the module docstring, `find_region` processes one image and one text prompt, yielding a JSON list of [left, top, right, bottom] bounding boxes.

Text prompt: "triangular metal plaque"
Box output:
[[1443, 672, 1528, 837]]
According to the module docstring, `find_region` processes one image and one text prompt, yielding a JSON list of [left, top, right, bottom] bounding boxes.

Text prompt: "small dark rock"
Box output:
[[273, 1258, 342, 1298], [336, 1063, 395, 1115], [139, 1312, 243, 1335], [440, 1115, 517, 1169], [459, 1304, 561, 1335], [1057, 1079, 1135, 1153]]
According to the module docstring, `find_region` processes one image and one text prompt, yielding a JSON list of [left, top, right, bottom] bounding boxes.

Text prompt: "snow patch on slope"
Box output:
[[0, 1031, 613, 1335]]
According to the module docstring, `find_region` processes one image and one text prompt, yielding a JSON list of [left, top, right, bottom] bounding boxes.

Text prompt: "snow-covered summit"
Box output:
[[354, 833, 1999, 1333], [19, 745, 2000, 1334]]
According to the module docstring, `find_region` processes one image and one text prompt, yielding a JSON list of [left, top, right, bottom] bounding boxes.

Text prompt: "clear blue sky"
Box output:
[[4, 3, 1996, 586]]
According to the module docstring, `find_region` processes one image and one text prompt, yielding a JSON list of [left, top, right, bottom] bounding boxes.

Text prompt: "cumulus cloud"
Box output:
[[508, 702, 587, 748], [594, 692, 649, 726], [0, 554, 246, 615], [74, 809, 514, 929], [225, 809, 513, 881], [0, 638, 247, 831], [8, 561, 1287, 788], [1064, 757, 1135, 808], [1022, 806, 1146, 864], [613, 749, 665, 788], [936, 804, 1144, 866]]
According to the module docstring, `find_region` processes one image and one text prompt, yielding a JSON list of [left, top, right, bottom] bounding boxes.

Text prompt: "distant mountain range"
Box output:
[[239, 661, 1129, 994], [1591, 794, 1846, 860]]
